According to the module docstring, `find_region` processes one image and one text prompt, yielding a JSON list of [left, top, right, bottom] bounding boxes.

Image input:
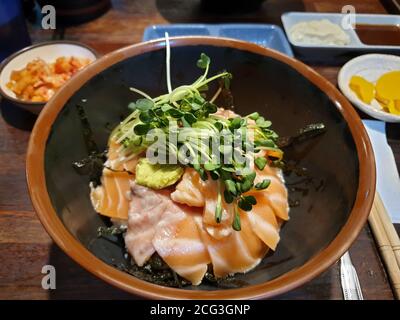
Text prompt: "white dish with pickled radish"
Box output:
[[338, 54, 400, 122]]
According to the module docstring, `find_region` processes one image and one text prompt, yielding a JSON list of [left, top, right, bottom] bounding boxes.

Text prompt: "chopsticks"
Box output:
[[368, 192, 400, 299], [374, 193, 400, 268]]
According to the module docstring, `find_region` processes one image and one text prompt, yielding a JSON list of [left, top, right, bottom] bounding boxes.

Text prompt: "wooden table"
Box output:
[[1, 0, 399, 299]]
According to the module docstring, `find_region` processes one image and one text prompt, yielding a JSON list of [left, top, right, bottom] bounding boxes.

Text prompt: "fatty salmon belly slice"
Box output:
[[244, 197, 280, 250], [197, 213, 267, 278], [153, 205, 211, 285], [253, 166, 289, 221], [170, 168, 206, 207], [106, 140, 140, 172], [124, 182, 170, 266], [201, 179, 234, 240], [172, 168, 234, 240], [90, 168, 132, 220], [89, 140, 140, 220], [203, 195, 234, 240]]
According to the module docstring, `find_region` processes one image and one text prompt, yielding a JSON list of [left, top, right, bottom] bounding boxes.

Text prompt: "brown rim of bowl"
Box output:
[[0, 40, 99, 107], [26, 36, 375, 299]]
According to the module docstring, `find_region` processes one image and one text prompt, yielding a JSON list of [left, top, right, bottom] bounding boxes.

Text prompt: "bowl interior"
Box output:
[[0, 42, 97, 101], [42, 43, 360, 292]]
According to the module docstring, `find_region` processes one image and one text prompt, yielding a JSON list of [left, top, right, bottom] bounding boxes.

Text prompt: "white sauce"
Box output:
[[289, 19, 350, 46]]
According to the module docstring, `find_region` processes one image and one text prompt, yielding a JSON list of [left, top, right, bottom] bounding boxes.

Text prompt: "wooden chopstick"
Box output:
[[374, 193, 400, 268], [368, 193, 400, 299]]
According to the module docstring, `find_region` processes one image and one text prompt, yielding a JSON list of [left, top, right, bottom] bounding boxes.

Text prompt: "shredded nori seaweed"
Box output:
[[72, 104, 107, 187], [277, 123, 326, 148], [72, 151, 107, 187], [97, 227, 250, 288], [203, 270, 249, 289], [116, 254, 251, 289], [76, 104, 100, 154], [97, 225, 127, 237], [117, 254, 190, 288]]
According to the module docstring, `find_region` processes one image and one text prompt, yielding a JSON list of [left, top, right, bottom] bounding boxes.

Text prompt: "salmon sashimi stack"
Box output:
[[90, 116, 289, 285]]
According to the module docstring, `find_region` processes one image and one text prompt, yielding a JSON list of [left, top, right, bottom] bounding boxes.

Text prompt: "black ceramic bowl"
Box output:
[[26, 37, 375, 299]]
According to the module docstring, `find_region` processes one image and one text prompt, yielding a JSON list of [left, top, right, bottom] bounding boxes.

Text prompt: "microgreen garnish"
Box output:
[[255, 157, 267, 170], [232, 205, 241, 231], [255, 178, 271, 190], [197, 53, 210, 70], [238, 195, 257, 212]]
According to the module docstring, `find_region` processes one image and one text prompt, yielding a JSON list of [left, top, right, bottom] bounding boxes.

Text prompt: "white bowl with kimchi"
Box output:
[[0, 41, 97, 114]]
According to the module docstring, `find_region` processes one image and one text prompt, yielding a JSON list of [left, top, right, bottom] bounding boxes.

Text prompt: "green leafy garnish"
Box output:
[[197, 53, 210, 69], [134, 123, 151, 135], [240, 172, 256, 193], [223, 190, 234, 204], [224, 179, 237, 196], [232, 206, 241, 231], [255, 157, 267, 170], [134, 98, 154, 111], [248, 112, 260, 120], [255, 179, 271, 190]]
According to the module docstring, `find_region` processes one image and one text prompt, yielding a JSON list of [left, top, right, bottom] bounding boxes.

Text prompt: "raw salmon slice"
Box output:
[[124, 182, 170, 266], [172, 168, 234, 239], [125, 182, 210, 284], [90, 141, 139, 220], [197, 212, 268, 277], [171, 168, 207, 207], [90, 168, 132, 220], [153, 207, 211, 285], [107, 140, 140, 172], [251, 165, 289, 221]]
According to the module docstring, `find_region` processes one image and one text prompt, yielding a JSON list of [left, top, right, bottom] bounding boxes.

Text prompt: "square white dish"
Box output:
[[281, 12, 400, 57]]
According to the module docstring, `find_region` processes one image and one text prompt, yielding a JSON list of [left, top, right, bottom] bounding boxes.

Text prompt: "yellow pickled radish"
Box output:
[[375, 94, 390, 107], [349, 75, 375, 104], [375, 71, 400, 106], [387, 99, 400, 116]]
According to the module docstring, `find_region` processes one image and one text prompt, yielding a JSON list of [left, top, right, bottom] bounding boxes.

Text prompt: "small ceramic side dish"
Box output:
[[338, 54, 400, 123], [0, 41, 98, 114]]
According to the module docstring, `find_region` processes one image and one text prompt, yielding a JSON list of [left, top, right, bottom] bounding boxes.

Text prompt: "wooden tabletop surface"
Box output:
[[1, 0, 399, 299]]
